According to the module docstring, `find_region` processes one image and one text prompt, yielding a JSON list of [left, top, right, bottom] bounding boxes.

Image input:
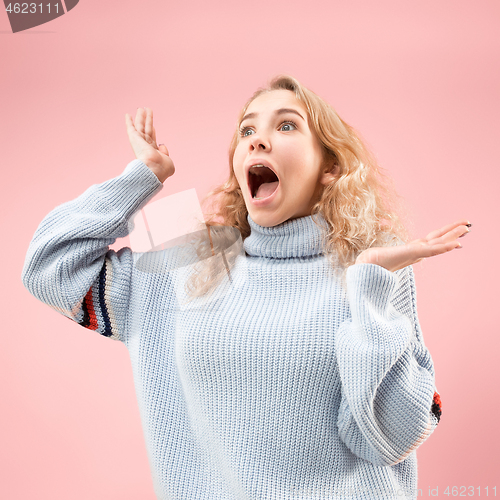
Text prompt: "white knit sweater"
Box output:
[[22, 159, 441, 499]]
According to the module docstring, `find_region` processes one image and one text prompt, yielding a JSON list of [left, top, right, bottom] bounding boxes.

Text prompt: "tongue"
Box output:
[[255, 181, 279, 199]]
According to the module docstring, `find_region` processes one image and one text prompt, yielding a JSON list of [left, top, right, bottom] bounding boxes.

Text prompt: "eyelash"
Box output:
[[238, 120, 298, 137]]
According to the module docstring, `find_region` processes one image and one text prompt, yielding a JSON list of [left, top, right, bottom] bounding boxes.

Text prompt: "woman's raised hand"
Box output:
[[125, 107, 175, 183], [355, 220, 471, 273]]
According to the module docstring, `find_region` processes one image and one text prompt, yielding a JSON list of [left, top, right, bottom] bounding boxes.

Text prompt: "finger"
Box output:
[[428, 224, 469, 246], [419, 240, 462, 259], [151, 120, 157, 145], [425, 219, 470, 241], [134, 107, 146, 135], [159, 144, 169, 156], [125, 113, 137, 136], [145, 107, 156, 145]]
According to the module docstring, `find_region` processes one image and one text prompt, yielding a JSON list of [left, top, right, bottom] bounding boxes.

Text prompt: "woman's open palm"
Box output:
[[125, 107, 175, 183], [356, 220, 471, 272]]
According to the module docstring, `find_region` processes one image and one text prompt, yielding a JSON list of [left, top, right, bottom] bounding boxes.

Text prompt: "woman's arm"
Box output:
[[22, 107, 171, 341], [336, 263, 439, 466], [335, 220, 470, 466], [21, 160, 163, 341]]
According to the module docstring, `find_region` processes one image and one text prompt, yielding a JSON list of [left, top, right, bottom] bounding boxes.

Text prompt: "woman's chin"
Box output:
[[247, 209, 285, 228]]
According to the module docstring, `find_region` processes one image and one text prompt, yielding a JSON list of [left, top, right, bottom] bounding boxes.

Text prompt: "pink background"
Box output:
[[1, 0, 498, 498]]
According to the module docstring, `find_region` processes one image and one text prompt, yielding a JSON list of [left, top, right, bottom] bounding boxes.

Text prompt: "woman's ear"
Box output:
[[319, 159, 338, 186]]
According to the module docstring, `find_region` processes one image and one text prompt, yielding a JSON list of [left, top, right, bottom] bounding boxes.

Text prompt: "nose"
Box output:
[[249, 132, 270, 152]]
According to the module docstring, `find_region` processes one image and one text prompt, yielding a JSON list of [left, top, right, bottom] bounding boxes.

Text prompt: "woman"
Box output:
[[22, 75, 469, 499]]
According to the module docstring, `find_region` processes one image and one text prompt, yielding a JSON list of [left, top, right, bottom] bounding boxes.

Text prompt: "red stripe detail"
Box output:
[[433, 392, 442, 410], [84, 288, 98, 331]]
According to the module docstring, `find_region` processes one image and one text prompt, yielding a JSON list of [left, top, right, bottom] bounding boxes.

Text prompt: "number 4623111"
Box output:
[[443, 486, 497, 496], [5, 3, 60, 14]]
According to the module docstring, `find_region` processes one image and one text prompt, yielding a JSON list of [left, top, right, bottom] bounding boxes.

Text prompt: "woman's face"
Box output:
[[233, 89, 333, 228]]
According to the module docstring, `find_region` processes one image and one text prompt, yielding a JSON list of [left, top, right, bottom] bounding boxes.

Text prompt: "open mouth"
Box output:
[[248, 165, 280, 199]]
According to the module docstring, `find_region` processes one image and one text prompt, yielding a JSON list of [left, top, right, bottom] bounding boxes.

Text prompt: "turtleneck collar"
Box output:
[[243, 213, 329, 259]]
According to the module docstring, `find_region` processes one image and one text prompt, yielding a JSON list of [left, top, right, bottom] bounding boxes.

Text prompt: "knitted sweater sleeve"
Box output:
[[336, 263, 441, 466], [21, 160, 163, 342]]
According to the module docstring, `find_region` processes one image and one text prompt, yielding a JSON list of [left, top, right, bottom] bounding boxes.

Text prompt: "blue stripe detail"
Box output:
[[79, 291, 91, 328], [98, 263, 112, 337]]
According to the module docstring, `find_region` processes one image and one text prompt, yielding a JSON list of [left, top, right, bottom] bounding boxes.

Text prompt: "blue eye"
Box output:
[[280, 121, 297, 131], [239, 126, 254, 137]]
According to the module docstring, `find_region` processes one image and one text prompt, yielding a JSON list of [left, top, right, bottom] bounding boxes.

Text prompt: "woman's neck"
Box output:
[[243, 213, 328, 259]]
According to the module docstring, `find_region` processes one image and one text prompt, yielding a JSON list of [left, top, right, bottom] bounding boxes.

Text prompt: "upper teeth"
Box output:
[[249, 164, 268, 175]]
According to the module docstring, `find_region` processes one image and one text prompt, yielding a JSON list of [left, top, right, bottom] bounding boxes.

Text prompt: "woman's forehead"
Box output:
[[245, 89, 306, 115]]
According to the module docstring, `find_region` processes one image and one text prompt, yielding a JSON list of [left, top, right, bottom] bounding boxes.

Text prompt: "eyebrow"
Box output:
[[239, 108, 306, 126]]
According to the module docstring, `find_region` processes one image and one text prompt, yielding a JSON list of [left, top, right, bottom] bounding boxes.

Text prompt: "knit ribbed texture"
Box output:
[[22, 159, 439, 500]]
